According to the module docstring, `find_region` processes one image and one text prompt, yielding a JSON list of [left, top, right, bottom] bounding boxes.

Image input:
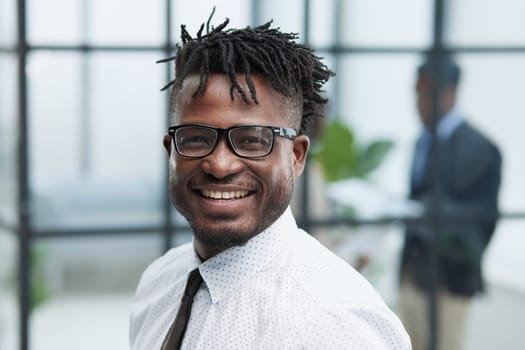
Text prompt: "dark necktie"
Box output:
[[161, 268, 203, 350], [411, 132, 432, 190]]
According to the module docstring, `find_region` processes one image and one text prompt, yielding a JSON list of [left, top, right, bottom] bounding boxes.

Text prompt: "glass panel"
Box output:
[[341, 0, 432, 47], [88, 0, 164, 45], [29, 52, 165, 229], [311, 0, 435, 48], [28, 0, 83, 45], [309, 0, 337, 47], [455, 54, 525, 213], [320, 54, 421, 218], [0, 54, 18, 227], [319, 53, 525, 350], [446, 0, 525, 46], [319, 54, 337, 119], [259, 0, 304, 40], [0, 0, 16, 47], [30, 234, 161, 350], [171, 0, 250, 41], [171, 227, 193, 248], [0, 229, 19, 350], [29, 0, 164, 46], [27, 51, 82, 204], [464, 220, 525, 349], [170, 206, 191, 228]]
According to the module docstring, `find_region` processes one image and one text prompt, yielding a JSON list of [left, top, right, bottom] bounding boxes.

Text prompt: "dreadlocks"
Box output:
[[158, 11, 334, 135]]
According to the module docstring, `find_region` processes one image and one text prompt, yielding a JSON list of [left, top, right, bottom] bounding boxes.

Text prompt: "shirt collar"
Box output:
[[196, 207, 296, 304], [422, 106, 464, 140]]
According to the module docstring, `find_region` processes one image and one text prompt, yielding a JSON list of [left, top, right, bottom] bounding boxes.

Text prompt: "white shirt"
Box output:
[[130, 208, 411, 349], [433, 106, 464, 140]]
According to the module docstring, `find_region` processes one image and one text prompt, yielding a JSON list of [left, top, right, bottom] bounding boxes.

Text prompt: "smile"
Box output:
[[201, 190, 251, 200]]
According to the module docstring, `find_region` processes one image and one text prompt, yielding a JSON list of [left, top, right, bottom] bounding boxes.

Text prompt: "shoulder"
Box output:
[[300, 301, 411, 349], [285, 231, 410, 348], [134, 243, 194, 297], [450, 122, 501, 174], [130, 243, 194, 348], [454, 122, 499, 155], [286, 230, 386, 306]]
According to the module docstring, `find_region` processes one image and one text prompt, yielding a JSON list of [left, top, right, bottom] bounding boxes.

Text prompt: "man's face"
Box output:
[[163, 74, 309, 259], [416, 75, 455, 128], [416, 76, 434, 127]]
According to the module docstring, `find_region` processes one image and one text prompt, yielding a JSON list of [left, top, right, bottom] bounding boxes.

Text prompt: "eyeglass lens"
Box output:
[[174, 126, 274, 158]]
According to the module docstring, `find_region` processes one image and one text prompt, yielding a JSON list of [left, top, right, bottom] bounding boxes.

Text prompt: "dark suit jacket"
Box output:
[[401, 121, 502, 296]]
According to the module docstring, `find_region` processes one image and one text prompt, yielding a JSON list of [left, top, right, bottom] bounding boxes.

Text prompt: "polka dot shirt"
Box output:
[[130, 207, 411, 349]]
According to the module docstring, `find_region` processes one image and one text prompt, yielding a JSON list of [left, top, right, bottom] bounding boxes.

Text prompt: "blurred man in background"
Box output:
[[399, 56, 502, 350]]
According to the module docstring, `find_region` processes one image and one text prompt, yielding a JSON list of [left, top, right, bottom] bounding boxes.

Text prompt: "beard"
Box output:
[[170, 167, 295, 252]]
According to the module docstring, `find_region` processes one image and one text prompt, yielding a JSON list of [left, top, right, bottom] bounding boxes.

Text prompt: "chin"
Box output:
[[192, 223, 259, 250]]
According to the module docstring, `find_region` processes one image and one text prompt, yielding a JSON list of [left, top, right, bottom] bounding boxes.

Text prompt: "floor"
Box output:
[[464, 283, 525, 350], [1, 282, 524, 349]]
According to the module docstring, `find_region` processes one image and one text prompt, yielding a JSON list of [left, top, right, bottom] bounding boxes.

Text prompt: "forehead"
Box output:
[[171, 74, 294, 127]]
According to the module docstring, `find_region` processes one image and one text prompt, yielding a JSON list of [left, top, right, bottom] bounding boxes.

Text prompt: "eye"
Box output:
[[230, 127, 274, 154], [238, 136, 270, 146], [176, 127, 215, 151], [180, 135, 212, 149]]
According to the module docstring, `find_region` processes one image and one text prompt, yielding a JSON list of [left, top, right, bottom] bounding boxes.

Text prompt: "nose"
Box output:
[[201, 137, 244, 179]]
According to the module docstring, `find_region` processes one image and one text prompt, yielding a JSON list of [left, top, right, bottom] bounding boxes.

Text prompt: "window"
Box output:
[[4, 1, 525, 349]]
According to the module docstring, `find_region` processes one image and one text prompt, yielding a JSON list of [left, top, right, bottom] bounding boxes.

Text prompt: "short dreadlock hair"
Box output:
[[158, 11, 334, 135]]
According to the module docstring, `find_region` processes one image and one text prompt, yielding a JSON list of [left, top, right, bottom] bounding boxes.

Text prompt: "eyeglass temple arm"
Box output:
[[277, 127, 297, 140]]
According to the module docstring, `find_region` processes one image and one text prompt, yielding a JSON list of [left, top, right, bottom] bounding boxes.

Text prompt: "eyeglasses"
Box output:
[[168, 124, 297, 158]]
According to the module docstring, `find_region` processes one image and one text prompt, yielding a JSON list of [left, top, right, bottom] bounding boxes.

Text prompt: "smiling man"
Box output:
[[130, 15, 410, 350], [166, 73, 306, 260]]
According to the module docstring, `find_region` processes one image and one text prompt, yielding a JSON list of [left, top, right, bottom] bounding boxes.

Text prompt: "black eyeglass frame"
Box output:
[[168, 124, 298, 159]]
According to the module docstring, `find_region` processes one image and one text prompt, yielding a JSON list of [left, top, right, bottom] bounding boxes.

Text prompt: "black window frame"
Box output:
[[3, 1, 525, 349]]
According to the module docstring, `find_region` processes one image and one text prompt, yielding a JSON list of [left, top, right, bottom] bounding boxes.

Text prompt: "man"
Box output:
[[399, 56, 502, 350], [130, 15, 410, 349]]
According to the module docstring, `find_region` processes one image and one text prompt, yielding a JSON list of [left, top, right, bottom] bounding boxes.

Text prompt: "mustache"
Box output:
[[190, 173, 254, 187]]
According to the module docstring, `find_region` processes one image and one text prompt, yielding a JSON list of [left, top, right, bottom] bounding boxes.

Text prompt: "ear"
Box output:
[[292, 135, 310, 177], [162, 134, 172, 156]]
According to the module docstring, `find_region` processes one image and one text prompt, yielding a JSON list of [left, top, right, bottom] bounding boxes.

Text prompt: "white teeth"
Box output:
[[201, 190, 250, 199]]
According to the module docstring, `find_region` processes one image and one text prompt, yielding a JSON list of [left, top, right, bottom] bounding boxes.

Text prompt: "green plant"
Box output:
[[0, 239, 48, 310], [31, 244, 48, 310], [312, 119, 394, 182]]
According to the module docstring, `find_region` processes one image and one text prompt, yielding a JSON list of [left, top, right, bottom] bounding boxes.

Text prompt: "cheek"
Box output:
[[417, 97, 427, 111], [169, 154, 188, 185], [250, 155, 288, 187], [167, 157, 179, 188], [270, 153, 296, 184], [168, 153, 178, 173]]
